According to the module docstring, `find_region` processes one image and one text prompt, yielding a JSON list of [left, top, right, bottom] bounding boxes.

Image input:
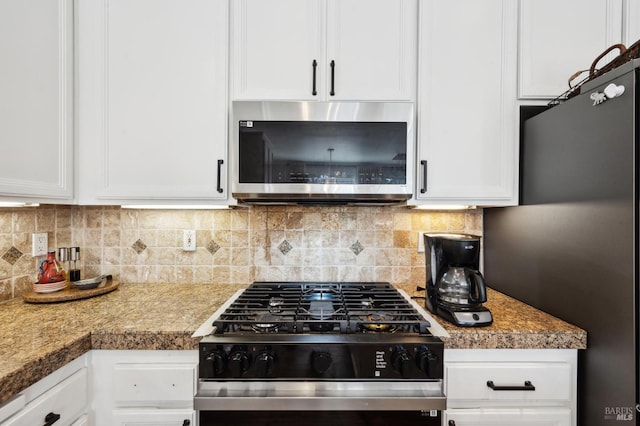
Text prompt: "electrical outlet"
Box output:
[[32, 233, 48, 256], [183, 230, 196, 251], [417, 231, 426, 253]]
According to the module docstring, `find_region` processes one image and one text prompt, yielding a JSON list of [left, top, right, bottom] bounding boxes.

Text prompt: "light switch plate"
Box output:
[[32, 233, 48, 256], [183, 230, 196, 251]]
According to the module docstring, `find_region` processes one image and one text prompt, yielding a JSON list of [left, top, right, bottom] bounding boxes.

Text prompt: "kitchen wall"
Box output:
[[0, 205, 482, 302]]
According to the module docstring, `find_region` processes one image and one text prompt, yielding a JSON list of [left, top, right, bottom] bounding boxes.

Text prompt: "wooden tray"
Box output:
[[23, 276, 118, 304]]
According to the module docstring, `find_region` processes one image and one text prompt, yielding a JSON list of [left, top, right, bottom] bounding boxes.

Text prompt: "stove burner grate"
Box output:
[[212, 282, 431, 335]]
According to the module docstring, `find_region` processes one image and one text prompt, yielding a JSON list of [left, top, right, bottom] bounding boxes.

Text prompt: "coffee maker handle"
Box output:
[[466, 269, 487, 304]]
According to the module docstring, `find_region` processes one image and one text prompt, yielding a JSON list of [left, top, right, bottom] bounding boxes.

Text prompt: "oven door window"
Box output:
[[200, 410, 441, 426]]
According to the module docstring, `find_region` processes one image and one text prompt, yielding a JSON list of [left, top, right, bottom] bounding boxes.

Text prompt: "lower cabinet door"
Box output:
[[112, 408, 195, 425], [444, 408, 572, 426], [2, 368, 87, 426]]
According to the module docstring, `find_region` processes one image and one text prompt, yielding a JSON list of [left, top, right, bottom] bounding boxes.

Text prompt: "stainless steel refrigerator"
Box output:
[[484, 59, 639, 425]]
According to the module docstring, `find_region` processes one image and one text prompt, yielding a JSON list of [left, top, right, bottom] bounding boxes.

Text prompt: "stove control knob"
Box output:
[[311, 351, 333, 375], [415, 346, 439, 377], [204, 349, 227, 377], [391, 346, 411, 377], [228, 348, 251, 378], [255, 350, 276, 377]]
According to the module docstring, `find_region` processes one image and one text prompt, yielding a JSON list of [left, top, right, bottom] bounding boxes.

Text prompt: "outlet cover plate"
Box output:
[[183, 230, 196, 251], [32, 233, 48, 256]]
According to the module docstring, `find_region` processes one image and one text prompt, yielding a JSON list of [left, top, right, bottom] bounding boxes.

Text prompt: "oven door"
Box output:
[[196, 380, 445, 426]]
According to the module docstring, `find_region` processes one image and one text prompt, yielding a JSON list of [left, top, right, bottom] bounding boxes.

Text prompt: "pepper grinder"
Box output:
[[69, 247, 81, 282], [57, 247, 70, 282]]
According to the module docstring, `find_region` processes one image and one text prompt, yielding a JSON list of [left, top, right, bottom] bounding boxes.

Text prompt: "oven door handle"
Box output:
[[195, 381, 446, 411]]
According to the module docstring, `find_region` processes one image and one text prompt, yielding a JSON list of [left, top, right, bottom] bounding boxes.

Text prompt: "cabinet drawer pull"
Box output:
[[329, 60, 335, 96], [183, 420, 191, 426], [486, 380, 536, 391], [44, 412, 61, 425], [216, 159, 224, 193], [448, 421, 456, 426], [312, 60, 318, 96]]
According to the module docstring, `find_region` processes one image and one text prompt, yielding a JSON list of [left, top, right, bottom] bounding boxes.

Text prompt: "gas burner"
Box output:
[[360, 312, 395, 332], [250, 312, 280, 333], [307, 300, 335, 320], [360, 297, 375, 309], [268, 297, 285, 313]]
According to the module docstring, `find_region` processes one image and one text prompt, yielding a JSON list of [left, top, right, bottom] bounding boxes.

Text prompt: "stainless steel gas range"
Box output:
[[195, 281, 446, 426]]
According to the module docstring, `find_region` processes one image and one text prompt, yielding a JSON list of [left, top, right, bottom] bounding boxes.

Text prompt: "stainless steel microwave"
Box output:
[[230, 101, 415, 204]]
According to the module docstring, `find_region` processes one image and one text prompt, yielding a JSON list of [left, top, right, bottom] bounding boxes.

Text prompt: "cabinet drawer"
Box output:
[[112, 408, 195, 425], [0, 395, 25, 423], [113, 363, 196, 405], [446, 361, 571, 402], [444, 407, 571, 425], [2, 368, 87, 426]]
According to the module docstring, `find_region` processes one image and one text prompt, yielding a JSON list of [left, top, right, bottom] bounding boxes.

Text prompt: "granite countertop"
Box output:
[[0, 283, 586, 405], [395, 285, 587, 350]]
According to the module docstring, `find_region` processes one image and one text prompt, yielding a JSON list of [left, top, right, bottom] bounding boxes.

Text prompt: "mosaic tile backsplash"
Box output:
[[0, 205, 482, 301]]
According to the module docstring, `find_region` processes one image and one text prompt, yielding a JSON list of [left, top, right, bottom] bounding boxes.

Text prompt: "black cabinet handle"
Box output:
[[182, 420, 191, 426], [486, 380, 536, 391], [44, 412, 61, 425], [329, 60, 335, 96], [448, 421, 456, 426], [312, 60, 318, 96], [420, 160, 428, 193], [216, 159, 224, 194]]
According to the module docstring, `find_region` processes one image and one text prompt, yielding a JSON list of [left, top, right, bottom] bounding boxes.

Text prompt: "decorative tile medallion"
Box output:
[[350, 240, 364, 256], [2, 246, 23, 265], [131, 239, 147, 254], [207, 240, 220, 256], [278, 239, 293, 255]]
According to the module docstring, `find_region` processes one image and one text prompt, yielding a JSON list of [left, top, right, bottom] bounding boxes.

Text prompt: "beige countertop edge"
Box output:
[[0, 283, 587, 405]]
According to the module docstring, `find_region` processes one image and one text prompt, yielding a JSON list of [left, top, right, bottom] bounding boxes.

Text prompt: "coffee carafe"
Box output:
[[424, 233, 493, 327]]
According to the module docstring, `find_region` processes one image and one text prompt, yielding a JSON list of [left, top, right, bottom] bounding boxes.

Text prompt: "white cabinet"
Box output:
[[518, 0, 624, 99], [90, 350, 198, 426], [112, 409, 195, 425], [624, 0, 640, 45], [0, 355, 88, 426], [230, 0, 417, 101], [444, 349, 578, 426], [414, 0, 518, 207], [0, 0, 74, 202], [70, 415, 89, 426], [77, 0, 229, 205], [444, 408, 571, 426]]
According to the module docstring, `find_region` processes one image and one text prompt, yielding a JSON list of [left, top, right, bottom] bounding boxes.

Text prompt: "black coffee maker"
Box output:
[[424, 233, 492, 327]]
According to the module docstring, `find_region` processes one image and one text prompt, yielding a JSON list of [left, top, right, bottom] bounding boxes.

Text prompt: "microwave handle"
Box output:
[[420, 160, 428, 193], [312, 60, 318, 96], [217, 159, 224, 194]]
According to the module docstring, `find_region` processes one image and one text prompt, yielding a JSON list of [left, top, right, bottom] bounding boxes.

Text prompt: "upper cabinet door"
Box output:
[[0, 0, 73, 202], [77, 0, 229, 204], [518, 0, 624, 99], [415, 0, 518, 206], [231, 0, 325, 100], [326, 0, 417, 101], [624, 0, 640, 45], [231, 0, 417, 101]]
